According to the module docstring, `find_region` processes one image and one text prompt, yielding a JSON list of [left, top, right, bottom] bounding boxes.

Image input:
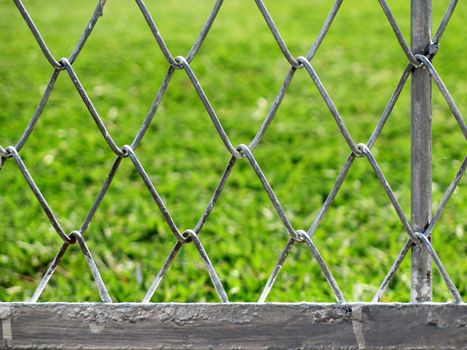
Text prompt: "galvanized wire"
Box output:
[[0, 0, 465, 303]]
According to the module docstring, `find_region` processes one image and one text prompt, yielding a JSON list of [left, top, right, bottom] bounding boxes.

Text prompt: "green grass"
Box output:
[[0, 0, 465, 303]]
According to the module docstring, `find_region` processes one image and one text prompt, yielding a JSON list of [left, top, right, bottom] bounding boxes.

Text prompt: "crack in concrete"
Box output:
[[351, 305, 366, 350]]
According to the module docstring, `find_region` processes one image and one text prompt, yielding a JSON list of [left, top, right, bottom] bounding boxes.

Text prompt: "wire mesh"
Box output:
[[0, 0, 465, 303]]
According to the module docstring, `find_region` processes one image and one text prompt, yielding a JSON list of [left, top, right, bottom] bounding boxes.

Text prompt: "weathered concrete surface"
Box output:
[[0, 303, 465, 349]]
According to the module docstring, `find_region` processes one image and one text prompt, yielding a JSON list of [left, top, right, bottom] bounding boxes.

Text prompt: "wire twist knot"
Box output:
[[293, 230, 308, 243]]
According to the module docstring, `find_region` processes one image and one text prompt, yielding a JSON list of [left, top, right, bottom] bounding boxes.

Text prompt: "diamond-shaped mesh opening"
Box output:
[[252, 71, 349, 229], [130, 71, 231, 229], [35, 242, 106, 302], [179, 0, 294, 146], [69, 1, 170, 146], [192, 159, 292, 301], [311, 159, 412, 302], [259, 0, 338, 54], [308, 0, 408, 143], [17, 0, 100, 59]]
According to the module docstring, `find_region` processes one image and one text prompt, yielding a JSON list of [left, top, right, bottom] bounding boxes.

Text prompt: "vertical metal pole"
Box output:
[[411, 0, 432, 302]]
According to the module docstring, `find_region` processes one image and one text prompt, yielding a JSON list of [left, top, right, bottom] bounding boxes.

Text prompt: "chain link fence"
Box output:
[[0, 0, 465, 304]]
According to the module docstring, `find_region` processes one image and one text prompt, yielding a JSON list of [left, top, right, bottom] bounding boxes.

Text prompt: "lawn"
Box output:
[[0, 0, 465, 302]]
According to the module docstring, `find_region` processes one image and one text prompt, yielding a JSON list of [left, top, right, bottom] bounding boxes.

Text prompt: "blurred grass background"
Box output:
[[0, 0, 465, 302]]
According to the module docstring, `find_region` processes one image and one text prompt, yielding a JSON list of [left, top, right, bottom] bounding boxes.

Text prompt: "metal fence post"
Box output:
[[411, 0, 432, 302]]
